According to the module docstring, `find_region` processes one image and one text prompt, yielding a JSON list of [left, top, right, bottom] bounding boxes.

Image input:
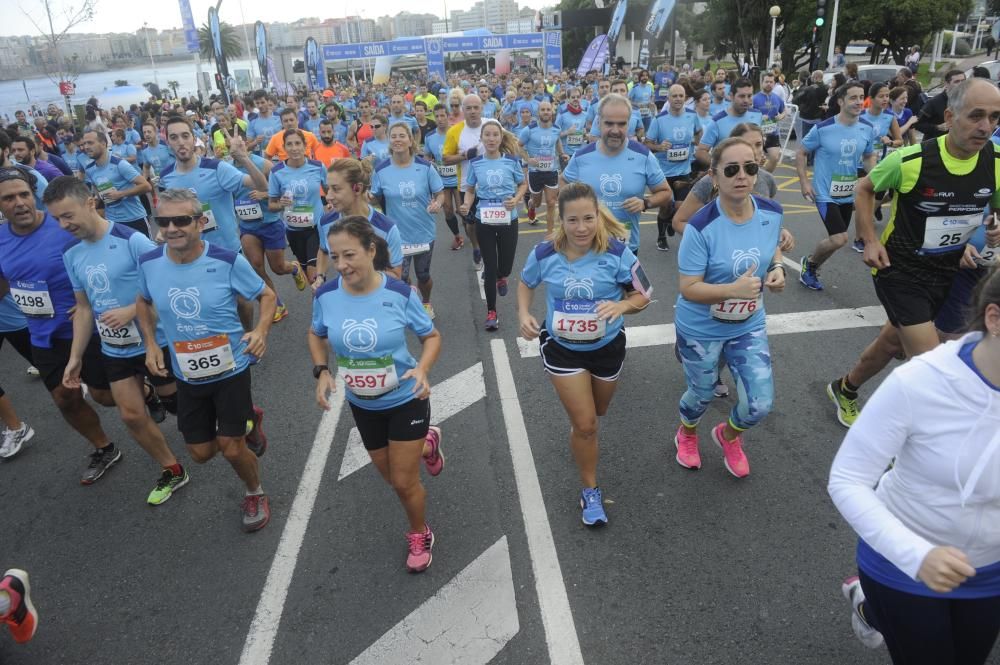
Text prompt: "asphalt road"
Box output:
[[0, 160, 985, 665]]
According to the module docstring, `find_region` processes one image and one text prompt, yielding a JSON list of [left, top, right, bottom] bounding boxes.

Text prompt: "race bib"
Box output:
[[10, 281, 54, 318], [97, 319, 141, 347], [567, 133, 585, 146], [552, 299, 606, 342], [761, 120, 779, 135], [712, 296, 761, 323], [402, 242, 431, 257], [284, 205, 315, 228], [436, 163, 457, 177], [337, 354, 399, 397], [95, 179, 118, 204], [201, 203, 218, 231], [976, 244, 999, 267], [830, 175, 857, 198], [173, 334, 236, 381], [640, 107, 652, 118], [480, 200, 511, 225], [234, 198, 263, 221], [921, 213, 981, 254], [667, 146, 690, 162], [535, 156, 555, 171]]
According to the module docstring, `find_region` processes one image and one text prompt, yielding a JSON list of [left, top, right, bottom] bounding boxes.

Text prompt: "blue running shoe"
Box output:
[[799, 256, 824, 291], [473, 248, 483, 271], [579, 487, 607, 526]]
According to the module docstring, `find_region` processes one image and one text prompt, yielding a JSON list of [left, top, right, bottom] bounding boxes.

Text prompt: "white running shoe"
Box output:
[[841, 576, 884, 648]]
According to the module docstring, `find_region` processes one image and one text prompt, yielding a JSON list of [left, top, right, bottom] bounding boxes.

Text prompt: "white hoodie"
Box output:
[[828, 332, 1000, 580]]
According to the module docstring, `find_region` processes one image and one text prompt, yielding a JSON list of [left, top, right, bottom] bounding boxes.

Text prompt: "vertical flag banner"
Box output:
[[544, 31, 562, 75], [208, 7, 230, 103], [255, 22, 269, 89], [304, 38, 326, 91], [576, 34, 609, 76], [178, 0, 199, 53], [424, 38, 445, 83], [606, 0, 628, 72], [640, 0, 675, 67]]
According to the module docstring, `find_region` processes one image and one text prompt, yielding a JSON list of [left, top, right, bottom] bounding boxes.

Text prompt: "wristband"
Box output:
[[767, 263, 786, 275]]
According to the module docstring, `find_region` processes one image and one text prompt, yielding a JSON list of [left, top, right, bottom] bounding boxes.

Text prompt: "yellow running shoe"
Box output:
[[291, 261, 307, 291], [273, 303, 289, 323]]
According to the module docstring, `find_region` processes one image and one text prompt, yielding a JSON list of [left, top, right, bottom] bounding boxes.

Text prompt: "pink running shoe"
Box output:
[[712, 423, 750, 478], [406, 524, 435, 573], [423, 426, 444, 476], [674, 426, 701, 469]]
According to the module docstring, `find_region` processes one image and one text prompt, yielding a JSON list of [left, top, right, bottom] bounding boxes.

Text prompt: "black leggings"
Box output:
[[859, 571, 1000, 665], [0, 327, 33, 398], [476, 220, 518, 311]]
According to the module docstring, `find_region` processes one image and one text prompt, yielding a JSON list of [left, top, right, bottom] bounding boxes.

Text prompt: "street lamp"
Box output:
[[143, 22, 159, 90], [768, 6, 781, 68]]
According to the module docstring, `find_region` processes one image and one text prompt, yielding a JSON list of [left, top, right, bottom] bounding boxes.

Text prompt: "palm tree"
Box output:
[[167, 80, 180, 98], [199, 21, 242, 66]]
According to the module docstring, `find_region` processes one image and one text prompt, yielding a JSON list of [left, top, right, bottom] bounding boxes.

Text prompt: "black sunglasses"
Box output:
[[371, 124, 383, 129], [154, 214, 201, 228], [720, 162, 760, 178]]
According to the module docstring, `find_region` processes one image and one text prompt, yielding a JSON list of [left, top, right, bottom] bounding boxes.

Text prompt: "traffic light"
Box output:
[[815, 0, 826, 27]]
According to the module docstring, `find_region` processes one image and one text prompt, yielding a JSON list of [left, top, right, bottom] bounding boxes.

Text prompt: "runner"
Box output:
[[519, 100, 564, 234], [10, 136, 61, 182], [751, 73, 787, 172], [49, 176, 188, 505], [309, 216, 442, 572], [387, 94, 419, 135], [412, 101, 435, 147], [109, 129, 138, 165], [826, 78, 1000, 427], [517, 182, 651, 525], [442, 94, 486, 270], [0, 293, 34, 459], [80, 129, 152, 237], [583, 78, 611, 137], [360, 115, 391, 164], [589, 81, 644, 141], [0, 568, 37, 644], [315, 158, 403, 286], [628, 69, 656, 131], [828, 266, 1000, 662], [556, 87, 590, 161], [267, 128, 326, 299], [672, 137, 786, 477], [347, 101, 375, 156], [562, 93, 671, 256], [645, 83, 702, 252], [851, 83, 904, 251], [796, 81, 877, 291], [693, 89, 714, 135], [138, 120, 174, 190], [424, 104, 465, 251], [0, 166, 121, 484], [264, 108, 319, 162], [136, 188, 275, 532], [247, 92, 282, 156], [458, 119, 526, 331], [695, 78, 763, 166], [313, 119, 352, 169]]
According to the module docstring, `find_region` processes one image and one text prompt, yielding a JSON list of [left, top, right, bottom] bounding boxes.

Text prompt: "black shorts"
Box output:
[[764, 132, 781, 150], [287, 227, 319, 267], [0, 327, 33, 398], [176, 368, 253, 445], [538, 328, 627, 381], [873, 270, 954, 328], [816, 201, 855, 236], [528, 170, 559, 194], [349, 397, 430, 450], [32, 336, 110, 392], [935, 267, 988, 334], [103, 347, 175, 387], [118, 218, 151, 238]]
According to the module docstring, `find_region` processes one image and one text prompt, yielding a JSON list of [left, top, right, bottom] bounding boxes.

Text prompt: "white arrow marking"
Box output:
[[517, 305, 888, 357], [348, 536, 519, 665], [338, 362, 486, 481]]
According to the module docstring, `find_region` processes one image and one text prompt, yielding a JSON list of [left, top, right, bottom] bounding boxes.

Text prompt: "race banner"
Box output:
[[544, 31, 562, 75], [255, 22, 269, 89], [640, 0, 675, 69], [304, 38, 326, 91], [576, 34, 609, 76], [424, 38, 445, 83], [208, 7, 230, 103], [606, 0, 628, 72]]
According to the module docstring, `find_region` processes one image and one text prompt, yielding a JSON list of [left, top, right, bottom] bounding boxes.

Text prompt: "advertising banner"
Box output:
[[255, 22, 269, 89]]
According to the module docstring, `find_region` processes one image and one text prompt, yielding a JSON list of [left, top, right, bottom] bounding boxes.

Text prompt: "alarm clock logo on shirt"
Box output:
[[86, 264, 111, 294], [398, 180, 417, 208], [563, 276, 595, 300], [168, 287, 202, 319], [599, 173, 622, 199], [342, 318, 378, 352], [730, 248, 761, 278]]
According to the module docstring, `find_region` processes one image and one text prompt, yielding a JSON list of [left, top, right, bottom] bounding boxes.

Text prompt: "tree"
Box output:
[[199, 20, 242, 66], [834, 0, 972, 65], [556, 0, 602, 69], [19, 0, 96, 112], [114, 79, 129, 87], [167, 80, 180, 98]]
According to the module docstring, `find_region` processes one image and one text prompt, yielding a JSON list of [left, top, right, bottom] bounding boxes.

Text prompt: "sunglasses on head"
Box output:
[[0, 167, 35, 187], [719, 161, 760, 178], [153, 214, 202, 228]]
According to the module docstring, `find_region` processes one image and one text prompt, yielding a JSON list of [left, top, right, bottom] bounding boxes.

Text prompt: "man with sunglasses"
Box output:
[[796, 80, 878, 291], [0, 167, 124, 485], [442, 94, 486, 270], [136, 188, 277, 532], [47, 176, 189, 504]]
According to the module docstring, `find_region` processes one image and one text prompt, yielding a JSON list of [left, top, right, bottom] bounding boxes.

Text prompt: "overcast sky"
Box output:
[[6, 0, 545, 37]]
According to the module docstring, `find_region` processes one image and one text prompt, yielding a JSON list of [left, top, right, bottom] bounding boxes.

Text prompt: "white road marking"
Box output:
[[338, 363, 486, 481], [781, 255, 802, 272], [490, 339, 585, 665], [517, 305, 887, 358], [348, 536, 519, 665], [239, 379, 346, 665], [477, 267, 486, 301]]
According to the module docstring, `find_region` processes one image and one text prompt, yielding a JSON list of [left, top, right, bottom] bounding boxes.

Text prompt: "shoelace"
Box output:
[[678, 436, 698, 456], [154, 469, 175, 490], [242, 494, 261, 516], [406, 531, 427, 554], [583, 489, 601, 508], [87, 448, 109, 468]]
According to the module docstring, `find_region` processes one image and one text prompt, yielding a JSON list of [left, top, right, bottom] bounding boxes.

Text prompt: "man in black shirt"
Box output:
[[914, 68, 966, 140]]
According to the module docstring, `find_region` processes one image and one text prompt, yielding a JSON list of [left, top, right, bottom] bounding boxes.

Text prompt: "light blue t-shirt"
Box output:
[[555, 109, 590, 156], [387, 114, 419, 135], [110, 142, 137, 162], [518, 123, 562, 173], [588, 110, 643, 139], [699, 108, 765, 149], [267, 159, 327, 231], [318, 207, 404, 268], [466, 154, 526, 222], [481, 100, 499, 119], [628, 83, 655, 118], [63, 222, 165, 357], [0, 294, 27, 333], [709, 101, 728, 116], [247, 114, 283, 153], [302, 115, 323, 135], [137, 242, 265, 384], [424, 130, 457, 188], [138, 143, 175, 176], [360, 137, 391, 163], [646, 109, 701, 177], [158, 157, 247, 252], [521, 239, 639, 352], [370, 157, 444, 247], [515, 99, 540, 119], [563, 141, 666, 253], [801, 117, 876, 204], [61, 149, 87, 176], [676, 196, 783, 341], [235, 154, 280, 228], [83, 155, 147, 224], [311, 273, 434, 410], [863, 109, 894, 156]]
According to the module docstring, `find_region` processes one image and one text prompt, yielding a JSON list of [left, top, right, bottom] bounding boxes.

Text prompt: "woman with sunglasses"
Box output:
[[371, 123, 444, 319], [458, 119, 527, 331], [268, 129, 327, 297], [309, 216, 443, 573], [447, 90, 465, 124], [360, 115, 390, 165], [673, 137, 786, 478], [518, 183, 651, 526]]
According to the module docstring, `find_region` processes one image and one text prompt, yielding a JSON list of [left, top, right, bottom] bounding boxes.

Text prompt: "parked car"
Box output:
[[823, 64, 905, 86]]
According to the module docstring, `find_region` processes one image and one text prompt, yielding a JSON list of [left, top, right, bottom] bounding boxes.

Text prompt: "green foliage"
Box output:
[[557, 0, 603, 69], [835, 0, 973, 65], [198, 21, 243, 65]]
